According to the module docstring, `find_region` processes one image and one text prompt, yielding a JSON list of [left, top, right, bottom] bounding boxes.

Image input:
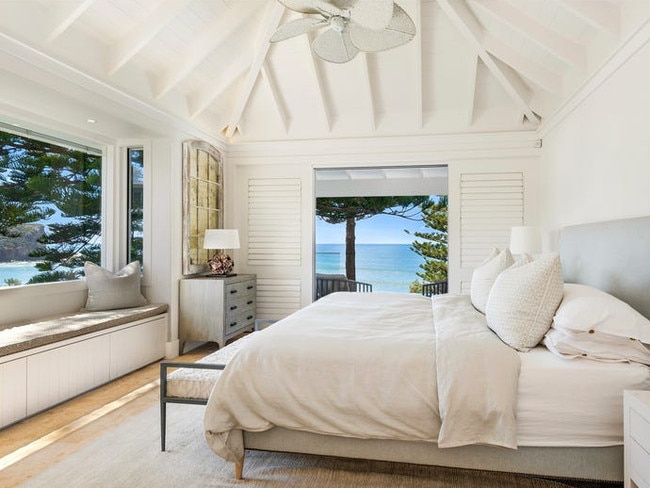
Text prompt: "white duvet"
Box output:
[[205, 292, 441, 463], [203, 292, 650, 464]]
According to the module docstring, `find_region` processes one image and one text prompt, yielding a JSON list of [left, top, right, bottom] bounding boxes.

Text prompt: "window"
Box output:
[[0, 128, 102, 287], [127, 147, 144, 265]]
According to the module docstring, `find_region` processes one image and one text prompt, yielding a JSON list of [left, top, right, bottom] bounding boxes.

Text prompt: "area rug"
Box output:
[[1, 387, 614, 488]]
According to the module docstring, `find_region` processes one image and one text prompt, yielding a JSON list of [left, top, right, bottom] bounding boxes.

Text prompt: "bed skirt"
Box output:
[[243, 428, 623, 482]]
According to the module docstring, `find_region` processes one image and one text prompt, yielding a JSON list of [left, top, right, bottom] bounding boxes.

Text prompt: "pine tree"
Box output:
[[0, 131, 101, 284], [316, 196, 431, 280], [407, 196, 448, 293]]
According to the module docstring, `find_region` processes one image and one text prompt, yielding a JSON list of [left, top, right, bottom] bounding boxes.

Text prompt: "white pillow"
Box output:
[[544, 327, 650, 365], [84, 261, 148, 311], [470, 248, 513, 314], [553, 283, 650, 343], [486, 253, 564, 352]]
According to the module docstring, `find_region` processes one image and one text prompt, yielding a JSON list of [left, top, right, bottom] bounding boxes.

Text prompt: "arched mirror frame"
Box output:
[[182, 140, 223, 275]]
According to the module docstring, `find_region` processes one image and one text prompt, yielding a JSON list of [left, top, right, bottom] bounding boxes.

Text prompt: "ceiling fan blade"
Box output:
[[276, 0, 321, 15], [312, 28, 359, 63], [276, 0, 345, 17], [349, 3, 415, 52], [270, 17, 328, 43], [349, 0, 394, 30]]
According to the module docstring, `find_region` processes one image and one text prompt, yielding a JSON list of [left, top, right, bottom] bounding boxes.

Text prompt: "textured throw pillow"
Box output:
[[544, 327, 650, 365], [84, 261, 148, 311], [553, 283, 650, 343], [486, 253, 564, 352], [470, 248, 514, 314]]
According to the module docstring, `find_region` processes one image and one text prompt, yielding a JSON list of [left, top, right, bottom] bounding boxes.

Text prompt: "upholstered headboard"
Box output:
[[559, 216, 650, 319]]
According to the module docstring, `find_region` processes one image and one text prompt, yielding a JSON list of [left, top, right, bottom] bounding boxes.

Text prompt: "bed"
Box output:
[[203, 216, 650, 481]]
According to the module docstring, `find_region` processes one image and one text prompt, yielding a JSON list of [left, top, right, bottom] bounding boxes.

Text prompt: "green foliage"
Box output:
[[3, 277, 21, 286], [407, 196, 448, 289], [316, 196, 432, 280], [0, 130, 102, 284]]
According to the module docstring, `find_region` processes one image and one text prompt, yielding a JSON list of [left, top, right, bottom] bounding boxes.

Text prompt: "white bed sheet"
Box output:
[[517, 346, 650, 446]]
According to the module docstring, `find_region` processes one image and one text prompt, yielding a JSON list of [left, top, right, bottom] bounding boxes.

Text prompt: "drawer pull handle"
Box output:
[[229, 321, 238, 327], [230, 289, 238, 294], [246, 315, 254, 320], [230, 305, 237, 311], [247, 285, 254, 290], [247, 300, 254, 305]]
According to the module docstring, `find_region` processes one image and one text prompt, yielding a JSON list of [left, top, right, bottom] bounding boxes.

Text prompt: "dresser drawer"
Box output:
[[631, 408, 650, 454], [226, 280, 256, 299], [629, 438, 650, 488], [226, 295, 256, 315]]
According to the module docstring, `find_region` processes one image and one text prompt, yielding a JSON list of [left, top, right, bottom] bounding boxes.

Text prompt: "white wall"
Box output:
[[538, 29, 650, 240]]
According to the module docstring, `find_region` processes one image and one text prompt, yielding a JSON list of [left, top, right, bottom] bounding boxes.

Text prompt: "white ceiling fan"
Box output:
[[270, 0, 416, 64]]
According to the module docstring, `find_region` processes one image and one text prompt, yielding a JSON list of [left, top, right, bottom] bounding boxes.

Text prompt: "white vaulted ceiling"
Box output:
[[0, 0, 648, 143]]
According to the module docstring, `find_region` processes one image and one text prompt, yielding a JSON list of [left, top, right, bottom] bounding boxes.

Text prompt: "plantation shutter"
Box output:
[[460, 172, 524, 269], [247, 178, 301, 266], [246, 177, 304, 320], [449, 165, 531, 295]]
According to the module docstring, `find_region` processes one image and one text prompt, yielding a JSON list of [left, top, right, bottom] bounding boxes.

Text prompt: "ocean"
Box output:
[[316, 243, 424, 293], [0, 261, 41, 286]]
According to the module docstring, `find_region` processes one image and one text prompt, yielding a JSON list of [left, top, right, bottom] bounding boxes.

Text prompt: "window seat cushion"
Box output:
[[0, 303, 168, 358]]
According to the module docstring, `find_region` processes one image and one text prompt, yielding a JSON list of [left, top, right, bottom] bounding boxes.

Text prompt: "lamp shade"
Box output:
[[509, 226, 541, 255], [203, 229, 240, 250]]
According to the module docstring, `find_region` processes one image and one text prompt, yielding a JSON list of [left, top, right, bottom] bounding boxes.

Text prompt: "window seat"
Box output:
[[0, 304, 168, 429], [0, 303, 168, 358]]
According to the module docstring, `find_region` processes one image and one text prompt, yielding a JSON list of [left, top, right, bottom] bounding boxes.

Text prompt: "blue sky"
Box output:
[[316, 213, 428, 245]]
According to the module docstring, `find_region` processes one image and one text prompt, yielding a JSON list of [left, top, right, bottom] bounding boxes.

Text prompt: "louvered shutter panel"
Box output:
[[459, 172, 524, 290], [255, 278, 302, 320], [246, 177, 303, 319], [247, 178, 301, 266]]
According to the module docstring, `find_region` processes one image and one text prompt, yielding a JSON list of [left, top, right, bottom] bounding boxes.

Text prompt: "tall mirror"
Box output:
[[182, 140, 223, 275]]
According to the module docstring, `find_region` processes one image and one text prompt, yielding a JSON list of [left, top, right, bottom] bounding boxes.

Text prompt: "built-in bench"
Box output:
[[160, 334, 251, 450], [0, 303, 169, 429]]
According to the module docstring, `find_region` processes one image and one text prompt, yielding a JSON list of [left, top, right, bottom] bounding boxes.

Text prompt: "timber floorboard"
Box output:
[[0, 342, 219, 459]]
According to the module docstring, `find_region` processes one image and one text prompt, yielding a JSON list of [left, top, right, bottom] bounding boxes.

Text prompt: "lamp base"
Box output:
[[207, 252, 234, 275]]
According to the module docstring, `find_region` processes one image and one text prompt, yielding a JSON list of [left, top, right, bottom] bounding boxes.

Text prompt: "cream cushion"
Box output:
[[84, 261, 148, 311], [470, 248, 513, 314], [486, 253, 564, 352]]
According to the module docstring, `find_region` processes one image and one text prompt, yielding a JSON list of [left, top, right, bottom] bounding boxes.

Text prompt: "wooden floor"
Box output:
[[0, 343, 219, 463]]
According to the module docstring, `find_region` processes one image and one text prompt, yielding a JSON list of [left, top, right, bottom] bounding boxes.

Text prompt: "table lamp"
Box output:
[[509, 226, 541, 255], [203, 229, 240, 275]]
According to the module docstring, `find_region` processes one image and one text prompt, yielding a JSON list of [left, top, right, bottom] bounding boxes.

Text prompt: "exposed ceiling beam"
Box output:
[[471, 0, 585, 70], [483, 35, 563, 96], [414, 0, 423, 129], [436, 0, 539, 124], [46, 0, 97, 43], [188, 59, 249, 118], [261, 61, 290, 133], [360, 54, 377, 131], [304, 32, 333, 132], [108, 0, 192, 76], [464, 53, 478, 126], [224, 2, 285, 139], [154, 6, 256, 99], [556, 0, 620, 37]]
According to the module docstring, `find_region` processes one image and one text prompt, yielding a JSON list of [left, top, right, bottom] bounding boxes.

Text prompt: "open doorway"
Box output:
[[314, 166, 448, 298]]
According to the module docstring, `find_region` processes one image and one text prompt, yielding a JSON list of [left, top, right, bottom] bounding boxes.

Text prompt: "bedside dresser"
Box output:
[[179, 274, 256, 351], [624, 390, 650, 488]]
